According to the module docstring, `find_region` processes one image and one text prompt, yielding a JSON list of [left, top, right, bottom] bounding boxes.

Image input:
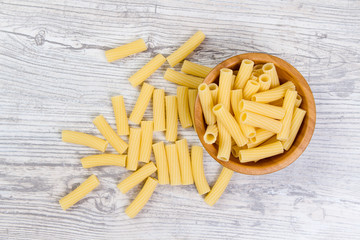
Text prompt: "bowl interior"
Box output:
[[194, 53, 316, 175]]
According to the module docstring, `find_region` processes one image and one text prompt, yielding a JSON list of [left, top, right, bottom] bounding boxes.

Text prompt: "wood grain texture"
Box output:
[[0, 0, 359, 239]]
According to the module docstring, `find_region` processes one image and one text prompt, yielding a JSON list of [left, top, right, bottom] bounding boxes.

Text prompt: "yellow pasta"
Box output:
[[127, 128, 141, 171], [239, 141, 284, 163], [260, 135, 278, 146], [105, 39, 147, 62], [188, 89, 198, 126], [59, 175, 100, 210], [181, 60, 212, 78], [128, 54, 166, 87], [258, 73, 271, 92], [253, 64, 264, 71], [61, 130, 108, 152], [117, 162, 157, 194], [153, 89, 166, 132], [125, 177, 158, 218], [262, 63, 280, 88], [177, 86, 193, 128], [152, 142, 169, 185], [269, 98, 284, 107], [93, 115, 128, 154], [204, 167, 233, 206], [191, 146, 210, 195], [217, 123, 232, 161], [167, 31, 206, 67], [251, 81, 295, 103], [277, 90, 297, 141], [282, 108, 306, 150], [231, 145, 241, 158], [208, 83, 218, 104], [247, 129, 275, 148], [165, 144, 182, 185], [129, 83, 154, 124], [165, 96, 178, 142], [234, 59, 254, 89], [213, 104, 248, 147], [239, 100, 285, 119], [164, 68, 204, 89], [81, 154, 126, 168], [243, 80, 260, 100], [240, 111, 282, 133], [111, 95, 129, 136], [198, 83, 216, 125], [139, 121, 153, 163], [204, 124, 218, 144], [175, 139, 194, 185], [295, 94, 302, 107]]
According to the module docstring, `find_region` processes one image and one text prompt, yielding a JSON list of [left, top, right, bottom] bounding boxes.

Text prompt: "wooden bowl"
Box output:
[[194, 53, 316, 175]]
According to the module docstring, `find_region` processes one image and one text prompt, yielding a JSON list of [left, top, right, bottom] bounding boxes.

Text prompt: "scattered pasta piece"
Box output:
[[105, 39, 147, 62], [62, 130, 108, 152]]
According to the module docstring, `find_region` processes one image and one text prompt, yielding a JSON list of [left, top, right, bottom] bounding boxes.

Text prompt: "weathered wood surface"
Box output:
[[0, 0, 359, 239]]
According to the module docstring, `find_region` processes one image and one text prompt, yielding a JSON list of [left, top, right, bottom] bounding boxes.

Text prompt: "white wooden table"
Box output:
[[1, 0, 359, 239]]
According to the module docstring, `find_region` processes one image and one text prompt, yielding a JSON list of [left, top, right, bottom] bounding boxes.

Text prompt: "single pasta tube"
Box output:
[[181, 60, 212, 78], [165, 96, 178, 142], [277, 90, 297, 141], [240, 111, 282, 133], [177, 86, 193, 128], [217, 123, 232, 161], [61, 130, 108, 152], [198, 83, 216, 125], [176, 139, 194, 185], [152, 142, 169, 185], [167, 31, 206, 67], [281, 108, 306, 150], [204, 167, 233, 206], [262, 63, 280, 88], [117, 162, 157, 194], [128, 54, 166, 87], [125, 177, 158, 218], [239, 100, 285, 119], [239, 141, 284, 163], [251, 81, 295, 103], [127, 128, 141, 171], [81, 154, 126, 168], [247, 129, 275, 148], [234, 59, 254, 89], [191, 146, 210, 195], [111, 95, 129, 136], [218, 68, 233, 110], [165, 144, 182, 185], [243, 80, 260, 100], [105, 39, 147, 62], [59, 175, 100, 210], [129, 83, 154, 124], [295, 94, 302, 108], [204, 124, 218, 144], [139, 121, 153, 163], [93, 115, 128, 154], [208, 83, 218, 104], [258, 74, 271, 92], [153, 89, 166, 131], [164, 68, 204, 89], [188, 89, 198, 126]]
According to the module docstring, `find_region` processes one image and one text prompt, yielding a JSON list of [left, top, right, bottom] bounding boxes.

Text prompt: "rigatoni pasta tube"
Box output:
[[262, 63, 280, 88], [243, 80, 260, 100], [165, 96, 178, 142], [93, 115, 128, 154], [127, 128, 141, 171], [181, 60, 212, 78], [258, 74, 271, 92], [61, 130, 108, 152], [204, 124, 218, 144], [240, 111, 282, 133], [177, 86, 192, 128], [164, 68, 203, 89], [208, 83, 218, 104], [188, 89, 198, 126], [59, 175, 100, 210], [117, 162, 157, 194], [217, 123, 232, 161], [198, 83, 216, 125], [277, 90, 297, 141], [128, 54, 166, 87], [251, 81, 296, 103], [247, 129, 275, 148], [282, 108, 306, 150], [153, 89, 166, 131], [295, 94, 302, 107], [81, 154, 126, 168], [125, 177, 158, 218], [175, 139, 194, 185], [191, 146, 210, 195], [165, 144, 182, 185], [239, 141, 284, 163], [204, 167, 233, 206], [129, 83, 154, 124], [139, 121, 153, 163], [167, 31, 205, 67], [105, 39, 147, 62], [111, 95, 129, 136], [213, 104, 248, 147], [234, 59, 254, 89], [239, 100, 285, 119], [152, 142, 169, 185], [253, 64, 264, 71]]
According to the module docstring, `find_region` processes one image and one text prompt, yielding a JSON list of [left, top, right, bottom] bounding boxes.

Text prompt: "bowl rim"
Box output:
[[194, 53, 316, 175]]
